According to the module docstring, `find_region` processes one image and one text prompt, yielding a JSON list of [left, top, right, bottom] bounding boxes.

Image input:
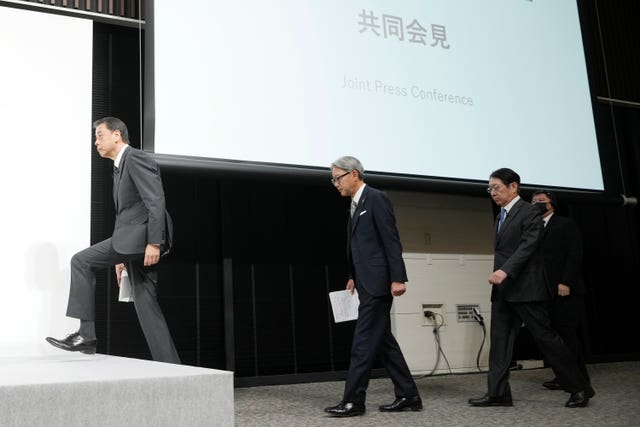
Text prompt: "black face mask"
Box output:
[[534, 202, 548, 214]]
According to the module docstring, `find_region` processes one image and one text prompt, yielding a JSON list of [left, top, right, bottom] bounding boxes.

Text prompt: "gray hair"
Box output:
[[331, 156, 364, 179]]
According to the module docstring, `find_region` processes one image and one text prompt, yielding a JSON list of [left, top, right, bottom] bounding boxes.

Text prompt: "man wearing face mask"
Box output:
[[531, 190, 591, 392]]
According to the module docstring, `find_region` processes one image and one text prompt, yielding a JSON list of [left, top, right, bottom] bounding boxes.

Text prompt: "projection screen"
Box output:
[[151, 0, 603, 190]]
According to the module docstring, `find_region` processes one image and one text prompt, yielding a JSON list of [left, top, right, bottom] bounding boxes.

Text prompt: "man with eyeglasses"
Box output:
[[531, 190, 591, 393], [324, 156, 421, 417], [468, 168, 593, 408]]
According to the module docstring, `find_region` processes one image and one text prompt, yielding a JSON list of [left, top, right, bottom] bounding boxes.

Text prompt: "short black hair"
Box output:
[[490, 168, 520, 191], [93, 116, 129, 143], [532, 189, 558, 209]]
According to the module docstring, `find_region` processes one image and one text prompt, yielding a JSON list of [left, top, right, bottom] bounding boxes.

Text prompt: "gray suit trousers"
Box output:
[[66, 238, 180, 364]]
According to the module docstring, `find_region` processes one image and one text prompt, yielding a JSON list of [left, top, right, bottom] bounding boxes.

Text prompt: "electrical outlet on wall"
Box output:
[[422, 303, 445, 326]]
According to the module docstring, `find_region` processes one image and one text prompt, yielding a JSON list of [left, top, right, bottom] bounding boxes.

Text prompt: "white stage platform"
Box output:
[[0, 354, 234, 427]]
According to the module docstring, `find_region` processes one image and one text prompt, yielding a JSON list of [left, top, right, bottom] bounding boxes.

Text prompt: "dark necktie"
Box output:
[[112, 166, 120, 203]]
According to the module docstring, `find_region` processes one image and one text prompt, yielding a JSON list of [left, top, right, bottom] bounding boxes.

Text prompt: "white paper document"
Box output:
[[118, 270, 134, 303], [329, 289, 359, 323]]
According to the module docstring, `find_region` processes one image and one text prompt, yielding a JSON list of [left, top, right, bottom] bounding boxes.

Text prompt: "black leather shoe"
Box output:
[[379, 396, 423, 412], [468, 394, 513, 407], [46, 332, 97, 354], [586, 385, 596, 399], [324, 402, 365, 417], [565, 391, 590, 408], [542, 378, 564, 390]]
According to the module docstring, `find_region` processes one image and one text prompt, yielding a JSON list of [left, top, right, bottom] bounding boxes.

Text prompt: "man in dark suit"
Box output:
[[468, 168, 592, 408], [531, 190, 591, 390], [324, 156, 421, 417], [46, 117, 180, 364]]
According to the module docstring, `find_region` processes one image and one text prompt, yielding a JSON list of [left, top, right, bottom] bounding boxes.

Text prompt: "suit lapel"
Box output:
[[350, 187, 368, 234], [495, 198, 523, 244], [543, 214, 556, 236], [113, 147, 130, 211], [501, 200, 521, 231], [112, 167, 121, 211]]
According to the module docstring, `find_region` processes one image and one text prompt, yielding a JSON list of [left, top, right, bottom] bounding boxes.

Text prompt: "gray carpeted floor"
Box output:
[[235, 361, 640, 426]]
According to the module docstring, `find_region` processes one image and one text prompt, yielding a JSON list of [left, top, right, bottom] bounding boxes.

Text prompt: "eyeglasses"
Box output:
[[331, 171, 351, 185], [486, 184, 504, 193]]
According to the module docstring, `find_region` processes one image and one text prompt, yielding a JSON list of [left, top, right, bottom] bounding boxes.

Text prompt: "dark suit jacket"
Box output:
[[491, 198, 550, 303], [111, 147, 173, 255], [542, 214, 585, 296], [348, 185, 407, 297]]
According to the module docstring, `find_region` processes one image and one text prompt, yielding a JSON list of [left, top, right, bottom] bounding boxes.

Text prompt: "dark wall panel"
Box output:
[[291, 264, 333, 374], [198, 262, 226, 369], [253, 263, 295, 376], [159, 173, 225, 367], [233, 262, 257, 377], [577, 204, 640, 358]]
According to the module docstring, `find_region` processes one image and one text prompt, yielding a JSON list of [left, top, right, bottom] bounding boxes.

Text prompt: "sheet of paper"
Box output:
[[118, 270, 134, 303], [329, 289, 359, 323]]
